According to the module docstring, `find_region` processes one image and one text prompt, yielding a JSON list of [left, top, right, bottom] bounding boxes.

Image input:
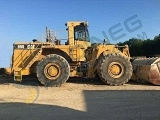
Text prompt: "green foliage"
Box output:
[[117, 35, 160, 57]]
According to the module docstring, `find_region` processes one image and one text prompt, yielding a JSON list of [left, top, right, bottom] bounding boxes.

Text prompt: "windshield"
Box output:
[[74, 25, 90, 42]]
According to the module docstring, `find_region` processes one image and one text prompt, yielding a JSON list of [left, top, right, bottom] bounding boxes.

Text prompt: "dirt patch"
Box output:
[[0, 77, 160, 119]]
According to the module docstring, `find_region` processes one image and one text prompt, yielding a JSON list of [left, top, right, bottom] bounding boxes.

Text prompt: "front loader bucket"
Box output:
[[131, 57, 160, 85]]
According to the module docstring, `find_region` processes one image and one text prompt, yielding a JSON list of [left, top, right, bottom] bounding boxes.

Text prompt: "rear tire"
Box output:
[[36, 54, 70, 87], [97, 53, 132, 85]]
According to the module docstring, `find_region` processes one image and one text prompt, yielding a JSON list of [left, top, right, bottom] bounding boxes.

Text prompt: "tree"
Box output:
[[117, 34, 160, 57]]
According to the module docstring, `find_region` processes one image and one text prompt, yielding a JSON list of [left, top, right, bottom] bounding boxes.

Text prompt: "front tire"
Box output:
[[97, 53, 132, 85], [36, 54, 70, 87]]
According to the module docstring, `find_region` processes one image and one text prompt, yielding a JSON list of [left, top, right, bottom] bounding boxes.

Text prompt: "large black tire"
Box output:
[[36, 54, 70, 87], [97, 53, 132, 85]]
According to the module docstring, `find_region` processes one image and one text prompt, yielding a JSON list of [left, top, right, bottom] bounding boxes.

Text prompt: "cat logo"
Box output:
[[27, 45, 35, 49]]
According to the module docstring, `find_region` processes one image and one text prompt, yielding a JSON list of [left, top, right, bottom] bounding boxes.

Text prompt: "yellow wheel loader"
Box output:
[[2, 21, 160, 86]]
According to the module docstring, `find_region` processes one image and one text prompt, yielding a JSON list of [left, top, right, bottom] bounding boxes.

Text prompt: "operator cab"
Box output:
[[66, 21, 91, 48], [74, 22, 90, 42]]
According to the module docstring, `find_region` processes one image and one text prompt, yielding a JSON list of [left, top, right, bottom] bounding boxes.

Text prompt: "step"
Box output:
[[14, 68, 22, 82]]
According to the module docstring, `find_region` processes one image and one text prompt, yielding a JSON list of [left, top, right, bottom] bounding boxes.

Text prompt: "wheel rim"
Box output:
[[44, 63, 61, 80], [108, 62, 124, 78]]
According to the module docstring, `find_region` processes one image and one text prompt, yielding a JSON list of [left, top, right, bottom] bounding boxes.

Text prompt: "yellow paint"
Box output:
[[7, 21, 130, 83]]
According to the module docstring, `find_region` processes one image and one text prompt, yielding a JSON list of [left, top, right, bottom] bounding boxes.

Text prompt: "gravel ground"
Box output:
[[0, 77, 160, 120]]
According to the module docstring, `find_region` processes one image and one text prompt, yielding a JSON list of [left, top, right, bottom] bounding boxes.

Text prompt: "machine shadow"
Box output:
[[0, 75, 154, 87], [0, 90, 160, 120], [0, 102, 84, 120], [67, 77, 105, 85]]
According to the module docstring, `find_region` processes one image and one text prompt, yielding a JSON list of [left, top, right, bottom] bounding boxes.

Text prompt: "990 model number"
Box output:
[[17, 45, 35, 49]]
